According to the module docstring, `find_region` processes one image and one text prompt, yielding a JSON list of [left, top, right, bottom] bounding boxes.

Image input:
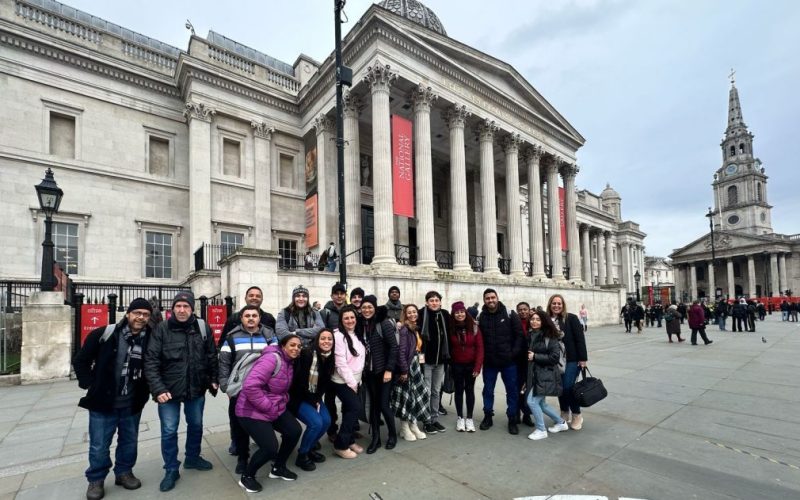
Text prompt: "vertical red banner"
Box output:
[[206, 305, 228, 344], [558, 187, 567, 250], [648, 286, 654, 305], [391, 115, 414, 217], [81, 304, 109, 345], [304, 194, 318, 249]]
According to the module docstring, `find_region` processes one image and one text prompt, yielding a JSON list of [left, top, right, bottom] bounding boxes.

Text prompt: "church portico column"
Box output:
[[477, 119, 500, 275], [707, 260, 715, 300], [770, 253, 779, 296], [503, 133, 524, 276], [313, 114, 335, 253], [727, 258, 736, 299], [445, 105, 471, 272], [343, 91, 362, 264], [410, 85, 438, 269], [580, 225, 592, 284], [747, 255, 756, 297], [561, 163, 581, 281], [597, 231, 607, 285], [604, 231, 614, 285], [674, 265, 683, 302], [689, 263, 698, 301], [525, 146, 547, 279], [778, 253, 788, 295], [184, 102, 215, 264], [621, 242, 631, 292], [364, 62, 397, 266], [251, 121, 275, 250], [544, 156, 564, 280]]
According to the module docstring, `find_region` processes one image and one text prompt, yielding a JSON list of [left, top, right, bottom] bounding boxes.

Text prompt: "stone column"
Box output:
[[674, 265, 683, 303], [604, 231, 614, 284], [727, 258, 736, 299], [408, 85, 438, 269], [478, 119, 500, 274], [707, 260, 715, 300], [364, 62, 397, 266], [581, 225, 592, 284], [445, 105, 471, 272], [747, 255, 756, 297], [779, 253, 788, 294], [770, 253, 779, 296], [251, 121, 275, 250], [525, 147, 547, 278], [313, 114, 335, 252], [503, 134, 524, 276], [544, 156, 564, 280], [21, 292, 72, 382], [343, 91, 362, 264], [689, 263, 698, 301], [184, 102, 215, 263], [561, 163, 581, 281], [621, 242, 631, 291], [597, 231, 607, 285]]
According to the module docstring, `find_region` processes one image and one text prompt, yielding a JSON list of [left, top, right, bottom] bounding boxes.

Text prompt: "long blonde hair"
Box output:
[[546, 294, 568, 319]]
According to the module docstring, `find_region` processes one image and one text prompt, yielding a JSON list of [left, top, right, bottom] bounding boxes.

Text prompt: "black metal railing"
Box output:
[[279, 253, 322, 271], [523, 262, 532, 277], [498, 259, 511, 275], [545, 265, 553, 278], [194, 243, 241, 271], [435, 250, 454, 270], [1, 280, 40, 312], [394, 244, 418, 266], [470, 254, 485, 273], [73, 282, 191, 312]]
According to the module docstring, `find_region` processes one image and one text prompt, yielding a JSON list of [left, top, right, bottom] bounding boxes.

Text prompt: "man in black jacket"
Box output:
[[419, 290, 450, 434], [478, 288, 525, 435], [219, 286, 276, 344], [73, 298, 153, 500], [144, 292, 219, 492]]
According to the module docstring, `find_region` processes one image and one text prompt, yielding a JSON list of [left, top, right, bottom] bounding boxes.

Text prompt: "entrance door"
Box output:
[[361, 206, 374, 265]]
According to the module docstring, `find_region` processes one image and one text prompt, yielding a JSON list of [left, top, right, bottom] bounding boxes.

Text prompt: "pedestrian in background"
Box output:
[[687, 300, 713, 346], [578, 304, 588, 332]]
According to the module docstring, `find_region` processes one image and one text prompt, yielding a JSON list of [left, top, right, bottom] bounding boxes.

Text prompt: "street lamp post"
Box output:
[[705, 207, 716, 262], [333, 0, 352, 289], [634, 270, 641, 302], [34, 168, 64, 292]]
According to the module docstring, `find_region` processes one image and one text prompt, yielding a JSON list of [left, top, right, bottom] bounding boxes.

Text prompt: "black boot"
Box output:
[[294, 453, 316, 472], [366, 434, 381, 454], [522, 414, 535, 427], [508, 417, 519, 435], [479, 412, 493, 430]]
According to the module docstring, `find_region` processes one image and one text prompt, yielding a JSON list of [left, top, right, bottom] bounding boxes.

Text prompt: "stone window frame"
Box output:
[[135, 220, 182, 281], [216, 126, 248, 180], [41, 98, 83, 159], [143, 126, 176, 178], [212, 220, 252, 257], [30, 208, 91, 278], [272, 141, 303, 196]]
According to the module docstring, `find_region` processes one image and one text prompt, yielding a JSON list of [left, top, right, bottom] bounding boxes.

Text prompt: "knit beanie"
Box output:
[[451, 301, 466, 314], [362, 295, 378, 308], [388, 285, 400, 297], [172, 291, 195, 311], [331, 282, 347, 294], [292, 285, 309, 298], [127, 297, 153, 314], [350, 287, 365, 299]]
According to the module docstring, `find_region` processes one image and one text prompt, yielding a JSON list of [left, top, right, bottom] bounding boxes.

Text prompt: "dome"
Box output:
[[377, 0, 447, 36], [601, 183, 620, 199]]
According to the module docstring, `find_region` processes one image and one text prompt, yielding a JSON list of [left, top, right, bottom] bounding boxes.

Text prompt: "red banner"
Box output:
[[391, 115, 414, 217], [648, 286, 654, 305], [558, 187, 567, 251], [80, 304, 109, 345], [207, 305, 228, 344], [304, 194, 318, 249]]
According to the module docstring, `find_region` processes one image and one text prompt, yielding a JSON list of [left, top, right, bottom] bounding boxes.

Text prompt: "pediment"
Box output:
[[670, 230, 777, 260]]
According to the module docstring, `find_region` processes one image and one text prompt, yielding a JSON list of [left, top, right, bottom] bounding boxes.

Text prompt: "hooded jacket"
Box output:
[[219, 324, 278, 393], [478, 302, 524, 368], [357, 306, 398, 374], [276, 306, 324, 345], [320, 300, 343, 330], [235, 345, 294, 422]]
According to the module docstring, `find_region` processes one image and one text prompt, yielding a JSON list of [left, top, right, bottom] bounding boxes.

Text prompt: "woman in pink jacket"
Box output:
[[235, 334, 302, 493], [331, 305, 366, 459]]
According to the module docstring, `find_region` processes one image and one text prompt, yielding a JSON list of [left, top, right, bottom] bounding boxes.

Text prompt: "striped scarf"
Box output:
[[119, 326, 145, 396], [308, 350, 331, 393]]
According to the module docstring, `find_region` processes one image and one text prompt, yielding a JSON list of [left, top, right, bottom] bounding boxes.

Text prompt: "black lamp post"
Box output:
[[35, 168, 64, 291], [634, 270, 641, 302], [705, 207, 716, 263], [333, 0, 353, 290]]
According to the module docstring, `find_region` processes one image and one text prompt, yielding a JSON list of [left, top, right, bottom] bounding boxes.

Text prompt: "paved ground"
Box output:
[[1, 315, 798, 500]]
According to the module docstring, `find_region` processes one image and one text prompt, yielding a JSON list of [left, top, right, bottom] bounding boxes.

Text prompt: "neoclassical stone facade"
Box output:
[[0, 0, 645, 319]]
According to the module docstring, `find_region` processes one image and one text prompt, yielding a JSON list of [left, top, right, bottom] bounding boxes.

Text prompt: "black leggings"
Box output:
[[366, 372, 396, 439], [324, 385, 339, 437], [238, 412, 301, 477], [228, 396, 250, 461], [332, 383, 362, 451], [452, 363, 476, 418]]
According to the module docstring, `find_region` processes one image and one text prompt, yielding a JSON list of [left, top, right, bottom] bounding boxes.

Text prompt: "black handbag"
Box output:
[[572, 367, 607, 407], [441, 364, 455, 394]]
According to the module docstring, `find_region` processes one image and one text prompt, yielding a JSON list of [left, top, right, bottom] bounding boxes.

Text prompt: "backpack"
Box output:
[[664, 312, 675, 322], [544, 337, 567, 374], [226, 351, 281, 398]]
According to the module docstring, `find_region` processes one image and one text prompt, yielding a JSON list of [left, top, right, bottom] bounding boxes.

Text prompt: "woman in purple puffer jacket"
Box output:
[[235, 334, 303, 493]]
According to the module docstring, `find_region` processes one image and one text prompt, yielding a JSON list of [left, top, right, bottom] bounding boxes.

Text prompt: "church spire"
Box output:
[[726, 68, 746, 134]]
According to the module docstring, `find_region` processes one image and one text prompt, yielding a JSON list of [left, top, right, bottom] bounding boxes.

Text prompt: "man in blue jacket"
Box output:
[[478, 288, 525, 435]]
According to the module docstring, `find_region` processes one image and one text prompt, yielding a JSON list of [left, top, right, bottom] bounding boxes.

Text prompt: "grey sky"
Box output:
[[64, 0, 800, 257]]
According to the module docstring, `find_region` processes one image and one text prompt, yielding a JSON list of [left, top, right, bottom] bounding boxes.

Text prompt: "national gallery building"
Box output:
[[0, 0, 645, 321]]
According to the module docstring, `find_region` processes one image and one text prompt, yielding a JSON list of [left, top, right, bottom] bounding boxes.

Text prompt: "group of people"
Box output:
[[73, 283, 589, 498]]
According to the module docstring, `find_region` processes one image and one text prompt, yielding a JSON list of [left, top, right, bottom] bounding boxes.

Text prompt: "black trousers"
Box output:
[[624, 319, 632, 331], [452, 362, 477, 419], [332, 383, 362, 451], [747, 315, 756, 332], [691, 326, 710, 344], [324, 385, 339, 437], [365, 372, 396, 440], [238, 412, 301, 477], [228, 396, 250, 461], [732, 317, 744, 332]]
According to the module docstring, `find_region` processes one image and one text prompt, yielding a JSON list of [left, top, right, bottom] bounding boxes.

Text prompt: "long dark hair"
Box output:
[[337, 304, 362, 357], [449, 309, 477, 334], [530, 308, 560, 340], [311, 328, 335, 376]]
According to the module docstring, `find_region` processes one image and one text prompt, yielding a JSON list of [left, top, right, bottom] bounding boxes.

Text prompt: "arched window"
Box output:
[[757, 182, 762, 201], [727, 185, 738, 206], [739, 143, 745, 154], [729, 145, 736, 157]]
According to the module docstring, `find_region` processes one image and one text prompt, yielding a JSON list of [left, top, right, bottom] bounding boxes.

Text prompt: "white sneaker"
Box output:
[[548, 420, 569, 433], [410, 421, 427, 440], [455, 417, 466, 432], [528, 429, 548, 440], [465, 418, 476, 432]]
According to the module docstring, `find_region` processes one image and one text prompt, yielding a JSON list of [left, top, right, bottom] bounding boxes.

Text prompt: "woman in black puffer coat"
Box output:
[[357, 295, 399, 454], [524, 309, 568, 440]]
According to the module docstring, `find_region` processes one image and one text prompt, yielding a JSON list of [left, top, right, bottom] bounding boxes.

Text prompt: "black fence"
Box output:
[[1, 280, 40, 312], [435, 250, 454, 270], [194, 243, 244, 271], [499, 259, 511, 275], [394, 244, 417, 266], [470, 255, 485, 273]]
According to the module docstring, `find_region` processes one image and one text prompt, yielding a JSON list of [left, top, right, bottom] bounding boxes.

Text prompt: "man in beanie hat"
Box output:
[[276, 284, 324, 345], [350, 287, 365, 312], [145, 292, 219, 492], [74, 298, 154, 500], [385, 285, 403, 322]]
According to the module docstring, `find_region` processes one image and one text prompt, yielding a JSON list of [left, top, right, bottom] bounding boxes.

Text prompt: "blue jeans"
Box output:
[[326, 260, 337, 272], [558, 362, 582, 415], [481, 364, 518, 418], [86, 408, 141, 482], [718, 316, 727, 330], [158, 396, 205, 471], [526, 393, 563, 432], [295, 402, 331, 454]]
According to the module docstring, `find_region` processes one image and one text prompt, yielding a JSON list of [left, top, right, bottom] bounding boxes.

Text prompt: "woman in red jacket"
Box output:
[[687, 300, 713, 345], [448, 301, 483, 433]]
